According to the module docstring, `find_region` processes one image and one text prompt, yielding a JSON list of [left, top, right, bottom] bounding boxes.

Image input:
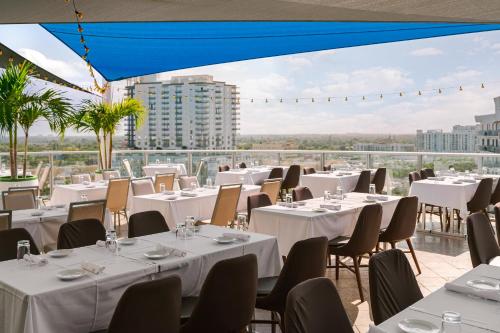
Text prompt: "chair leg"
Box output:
[[390, 242, 396, 249], [271, 311, 276, 333], [417, 203, 422, 222], [335, 255, 340, 280], [352, 256, 364, 302], [406, 238, 421, 274], [439, 206, 443, 231]]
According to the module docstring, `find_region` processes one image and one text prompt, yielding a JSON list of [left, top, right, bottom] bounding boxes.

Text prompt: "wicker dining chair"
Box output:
[[155, 173, 176, 192], [38, 165, 51, 194], [260, 178, 281, 204], [71, 173, 92, 184], [67, 199, 107, 224], [419, 168, 435, 179], [179, 176, 199, 190], [208, 184, 242, 226], [268, 167, 283, 180], [2, 188, 36, 210], [33, 161, 43, 179], [323, 165, 332, 172], [303, 167, 316, 175], [352, 170, 371, 193], [466, 212, 500, 267], [247, 193, 272, 222], [292, 186, 313, 201], [106, 177, 130, 229], [218, 165, 230, 172], [0, 210, 12, 232], [57, 218, 106, 249], [128, 211, 169, 237], [131, 177, 155, 196], [122, 159, 134, 178], [103, 170, 121, 180], [371, 167, 386, 194], [281, 165, 300, 198], [0, 228, 39, 262], [239, 162, 247, 169], [491, 180, 500, 205]]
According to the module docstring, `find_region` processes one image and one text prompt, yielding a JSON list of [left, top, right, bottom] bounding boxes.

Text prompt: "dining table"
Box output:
[[214, 166, 289, 186], [142, 163, 187, 177], [300, 169, 375, 197], [0, 225, 280, 333]]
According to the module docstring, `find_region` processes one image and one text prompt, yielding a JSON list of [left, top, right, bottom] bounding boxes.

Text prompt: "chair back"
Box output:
[[38, 165, 51, 191], [179, 176, 199, 190], [282, 165, 300, 190], [0, 228, 39, 262], [419, 168, 435, 179], [155, 173, 176, 192], [467, 178, 493, 213], [408, 171, 421, 185], [131, 177, 155, 196], [323, 165, 332, 172], [128, 211, 169, 237], [239, 162, 247, 169], [495, 203, 500, 247], [303, 167, 316, 175], [103, 170, 121, 180], [466, 212, 500, 267], [68, 199, 106, 224], [218, 165, 230, 172], [2, 189, 36, 210], [379, 196, 418, 242], [108, 276, 181, 333], [0, 210, 12, 231], [369, 249, 423, 325], [122, 159, 134, 178], [353, 170, 371, 193], [268, 167, 283, 180], [260, 178, 281, 204], [211, 184, 242, 226], [34, 161, 43, 178], [57, 218, 106, 249], [371, 167, 386, 194], [181, 254, 257, 333], [247, 193, 272, 221], [340, 204, 382, 255], [292, 186, 313, 201], [491, 180, 500, 205], [106, 178, 130, 212], [262, 237, 327, 316], [285, 278, 354, 333], [71, 174, 92, 184]]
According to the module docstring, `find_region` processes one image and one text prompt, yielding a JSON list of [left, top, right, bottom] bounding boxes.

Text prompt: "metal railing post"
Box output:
[[231, 151, 236, 169], [188, 152, 193, 176], [144, 151, 149, 166], [366, 153, 372, 168], [49, 152, 54, 196], [320, 152, 325, 170], [277, 152, 281, 166], [416, 154, 423, 170]]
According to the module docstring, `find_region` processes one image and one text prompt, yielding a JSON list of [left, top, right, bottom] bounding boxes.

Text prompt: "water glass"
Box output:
[[336, 186, 344, 200], [184, 216, 195, 239], [176, 222, 186, 239], [441, 311, 461, 333], [17, 240, 30, 261], [285, 193, 293, 208], [369, 184, 376, 194], [206, 177, 213, 187], [79, 175, 84, 184], [36, 196, 44, 209], [190, 182, 197, 190], [159, 183, 166, 193], [235, 164, 240, 170], [237, 214, 248, 231], [106, 230, 117, 253], [323, 190, 330, 201], [80, 193, 88, 201], [156, 159, 160, 164]]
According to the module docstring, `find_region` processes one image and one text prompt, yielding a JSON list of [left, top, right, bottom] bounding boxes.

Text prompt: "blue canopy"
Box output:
[[43, 22, 500, 82]]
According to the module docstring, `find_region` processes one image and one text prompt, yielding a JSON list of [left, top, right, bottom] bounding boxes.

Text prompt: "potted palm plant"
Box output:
[[0, 61, 72, 189]]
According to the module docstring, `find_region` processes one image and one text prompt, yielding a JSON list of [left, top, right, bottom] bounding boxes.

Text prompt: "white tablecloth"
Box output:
[[215, 166, 289, 186], [249, 192, 400, 255], [300, 171, 368, 197], [131, 185, 261, 229], [0, 225, 280, 333], [142, 164, 187, 177], [372, 264, 500, 333]]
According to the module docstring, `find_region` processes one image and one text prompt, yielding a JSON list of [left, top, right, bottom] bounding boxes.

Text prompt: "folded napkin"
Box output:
[[366, 195, 389, 201], [180, 191, 198, 197], [156, 245, 187, 257], [316, 171, 330, 174], [223, 232, 250, 241], [320, 203, 341, 211], [368, 323, 386, 333], [459, 178, 477, 183], [428, 176, 445, 181], [81, 261, 105, 275], [163, 190, 176, 195], [23, 254, 48, 266], [96, 240, 106, 247], [445, 282, 500, 302], [30, 210, 44, 217]]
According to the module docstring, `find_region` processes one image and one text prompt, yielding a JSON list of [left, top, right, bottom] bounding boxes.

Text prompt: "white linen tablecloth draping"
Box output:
[[372, 264, 500, 333], [249, 192, 400, 255], [131, 185, 261, 229], [300, 170, 370, 197], [215, 166, 289, 186], [0, 225, 280, 333], [142, 163, 187, 177]]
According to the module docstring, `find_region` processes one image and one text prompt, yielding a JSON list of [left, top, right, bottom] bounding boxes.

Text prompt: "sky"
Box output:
[[1, 24, 500, 136]]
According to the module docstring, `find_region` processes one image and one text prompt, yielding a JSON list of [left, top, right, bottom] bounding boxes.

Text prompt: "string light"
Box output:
[[438, 88, 442, 94], [327, 97, 331, 102], [344, 96, 348, 101], [481, 83, 485, 88], [459, 86, 463, 91], [380, 94, 383, 99], [399, 92, 403, 97], [280, 98, 283, 103], [418, 90, 422, 96], [311, 98, 314, 103], [362, 96, 365, 101]]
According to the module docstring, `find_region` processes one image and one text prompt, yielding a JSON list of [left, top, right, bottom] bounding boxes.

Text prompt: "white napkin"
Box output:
[[320, 203, 341, 211], [445, 282, 500, 302], [223, 232, 250, 241], [81, 261, 105, 274], [96, 240, 106, 247], [156, 245, 187, 257], [368, 323, 386, 333], [459, 178, 477, 183], [428, 176, 445, 181], [180, 191, 198, 197], [366, 195, 388, 201], [23, 254, 48, 266]]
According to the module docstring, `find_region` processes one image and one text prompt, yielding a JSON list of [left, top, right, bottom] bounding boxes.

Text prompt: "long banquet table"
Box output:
[[300, 170, 375, 197], [142, 163, 187, 177], [50, 182, 133, 209], [0, 225, 280, 333], [131, 185, 261, 229], [215, 166, 289, 186], [249, 192, 400, 255], [370, 264, 500, 333]]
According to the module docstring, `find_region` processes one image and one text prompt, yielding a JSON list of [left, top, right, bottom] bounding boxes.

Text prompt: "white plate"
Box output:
[[30, 211, 44, 216], [295, 201, 306, 206], [363, 199, 377, 203], [466, 279, 500, 291], [117, 238, 137, 246], [144, 249, 173, 260], [48, 249, 73, 258], [398, 319, 440, 333], [165, 195, 178, 200], [56, 269, 86, 281], [312, 207, 327, 213], [214, 236, 237, 244]]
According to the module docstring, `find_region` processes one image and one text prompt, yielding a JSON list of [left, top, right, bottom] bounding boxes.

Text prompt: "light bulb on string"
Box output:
[[344, 96, 348, 101], [399, 92, 403, 97], [362, 96, 365, 101], [380, 94, 383, 99], [328, 97, 331, 102], [296, 98, 299, 103], [418, 91, 422, 96], [265, 98, 268, 103], [481, 83, 485, 88], [459, 86, 463, 91], [280, 98, 283, 103], [311, 98, 314, 103], [438, 88, 442, 94]]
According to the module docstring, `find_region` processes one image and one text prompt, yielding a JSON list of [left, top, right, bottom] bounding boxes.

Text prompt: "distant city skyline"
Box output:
[[1, 24, 500, 136]]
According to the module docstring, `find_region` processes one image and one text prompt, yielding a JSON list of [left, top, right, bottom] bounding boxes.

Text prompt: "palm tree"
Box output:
[[18, 89, 72, 177]]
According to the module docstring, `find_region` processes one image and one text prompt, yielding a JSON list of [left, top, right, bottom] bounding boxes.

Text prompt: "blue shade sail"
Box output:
[[43, 22, 500, 82]]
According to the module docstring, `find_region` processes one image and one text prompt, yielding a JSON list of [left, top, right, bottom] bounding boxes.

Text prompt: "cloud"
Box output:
[[410, 47, 443, 56], [424, 69, 482, 89]]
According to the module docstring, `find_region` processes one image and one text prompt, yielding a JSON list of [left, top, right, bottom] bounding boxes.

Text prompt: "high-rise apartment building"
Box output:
[[124, 75, 240, 150], [416, 125, 477, 153], [475, 96, 500, 153]]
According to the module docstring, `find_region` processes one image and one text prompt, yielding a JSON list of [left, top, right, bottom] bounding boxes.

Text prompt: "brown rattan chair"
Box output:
[[378, 196, 421, 274], [408, 171, 421, 185], [494, 203, 500, 247], [369, 249, 423, 325], [466, 212, 500, 267], [239, 162, 247, 169], [280, 165, 300, 198], [260, 178, 281, 204], [131, 177, 155, 196], [122, 159, 134, 178], [247, 193, 272, 222], [353, 170, 371, 193], [0, 228, 39, 262], [33, 161, 43, 179], [103, 276, 181, 333], [155, 173, 176, 192], [103, 169, 121, 180], [0, 210, 12, 232], [285, 278, 354, 333], [303, 167, 316, 175], [208, 184, 242, 226], [218, 165, 230, 172], [128, 211, 169, 237], [179, 176, 199, 190], [38, 165, 51, 194], [371, 167, 386, 194], [292, 186, 313, 201], [268, 167, 283, 180], [328, 204, 382, 301], [67, 199, 107, 224], [419, 168, 435, 179], [491, 180, 500, 205], [2, 188, 36, 210], [71, 173, 92, 184], [57, 218, 106, 249], [254, 237, 328, 332], [106, 177, 130, 229], [323, 165, 332, 172], [180, 254, 257, 333]]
